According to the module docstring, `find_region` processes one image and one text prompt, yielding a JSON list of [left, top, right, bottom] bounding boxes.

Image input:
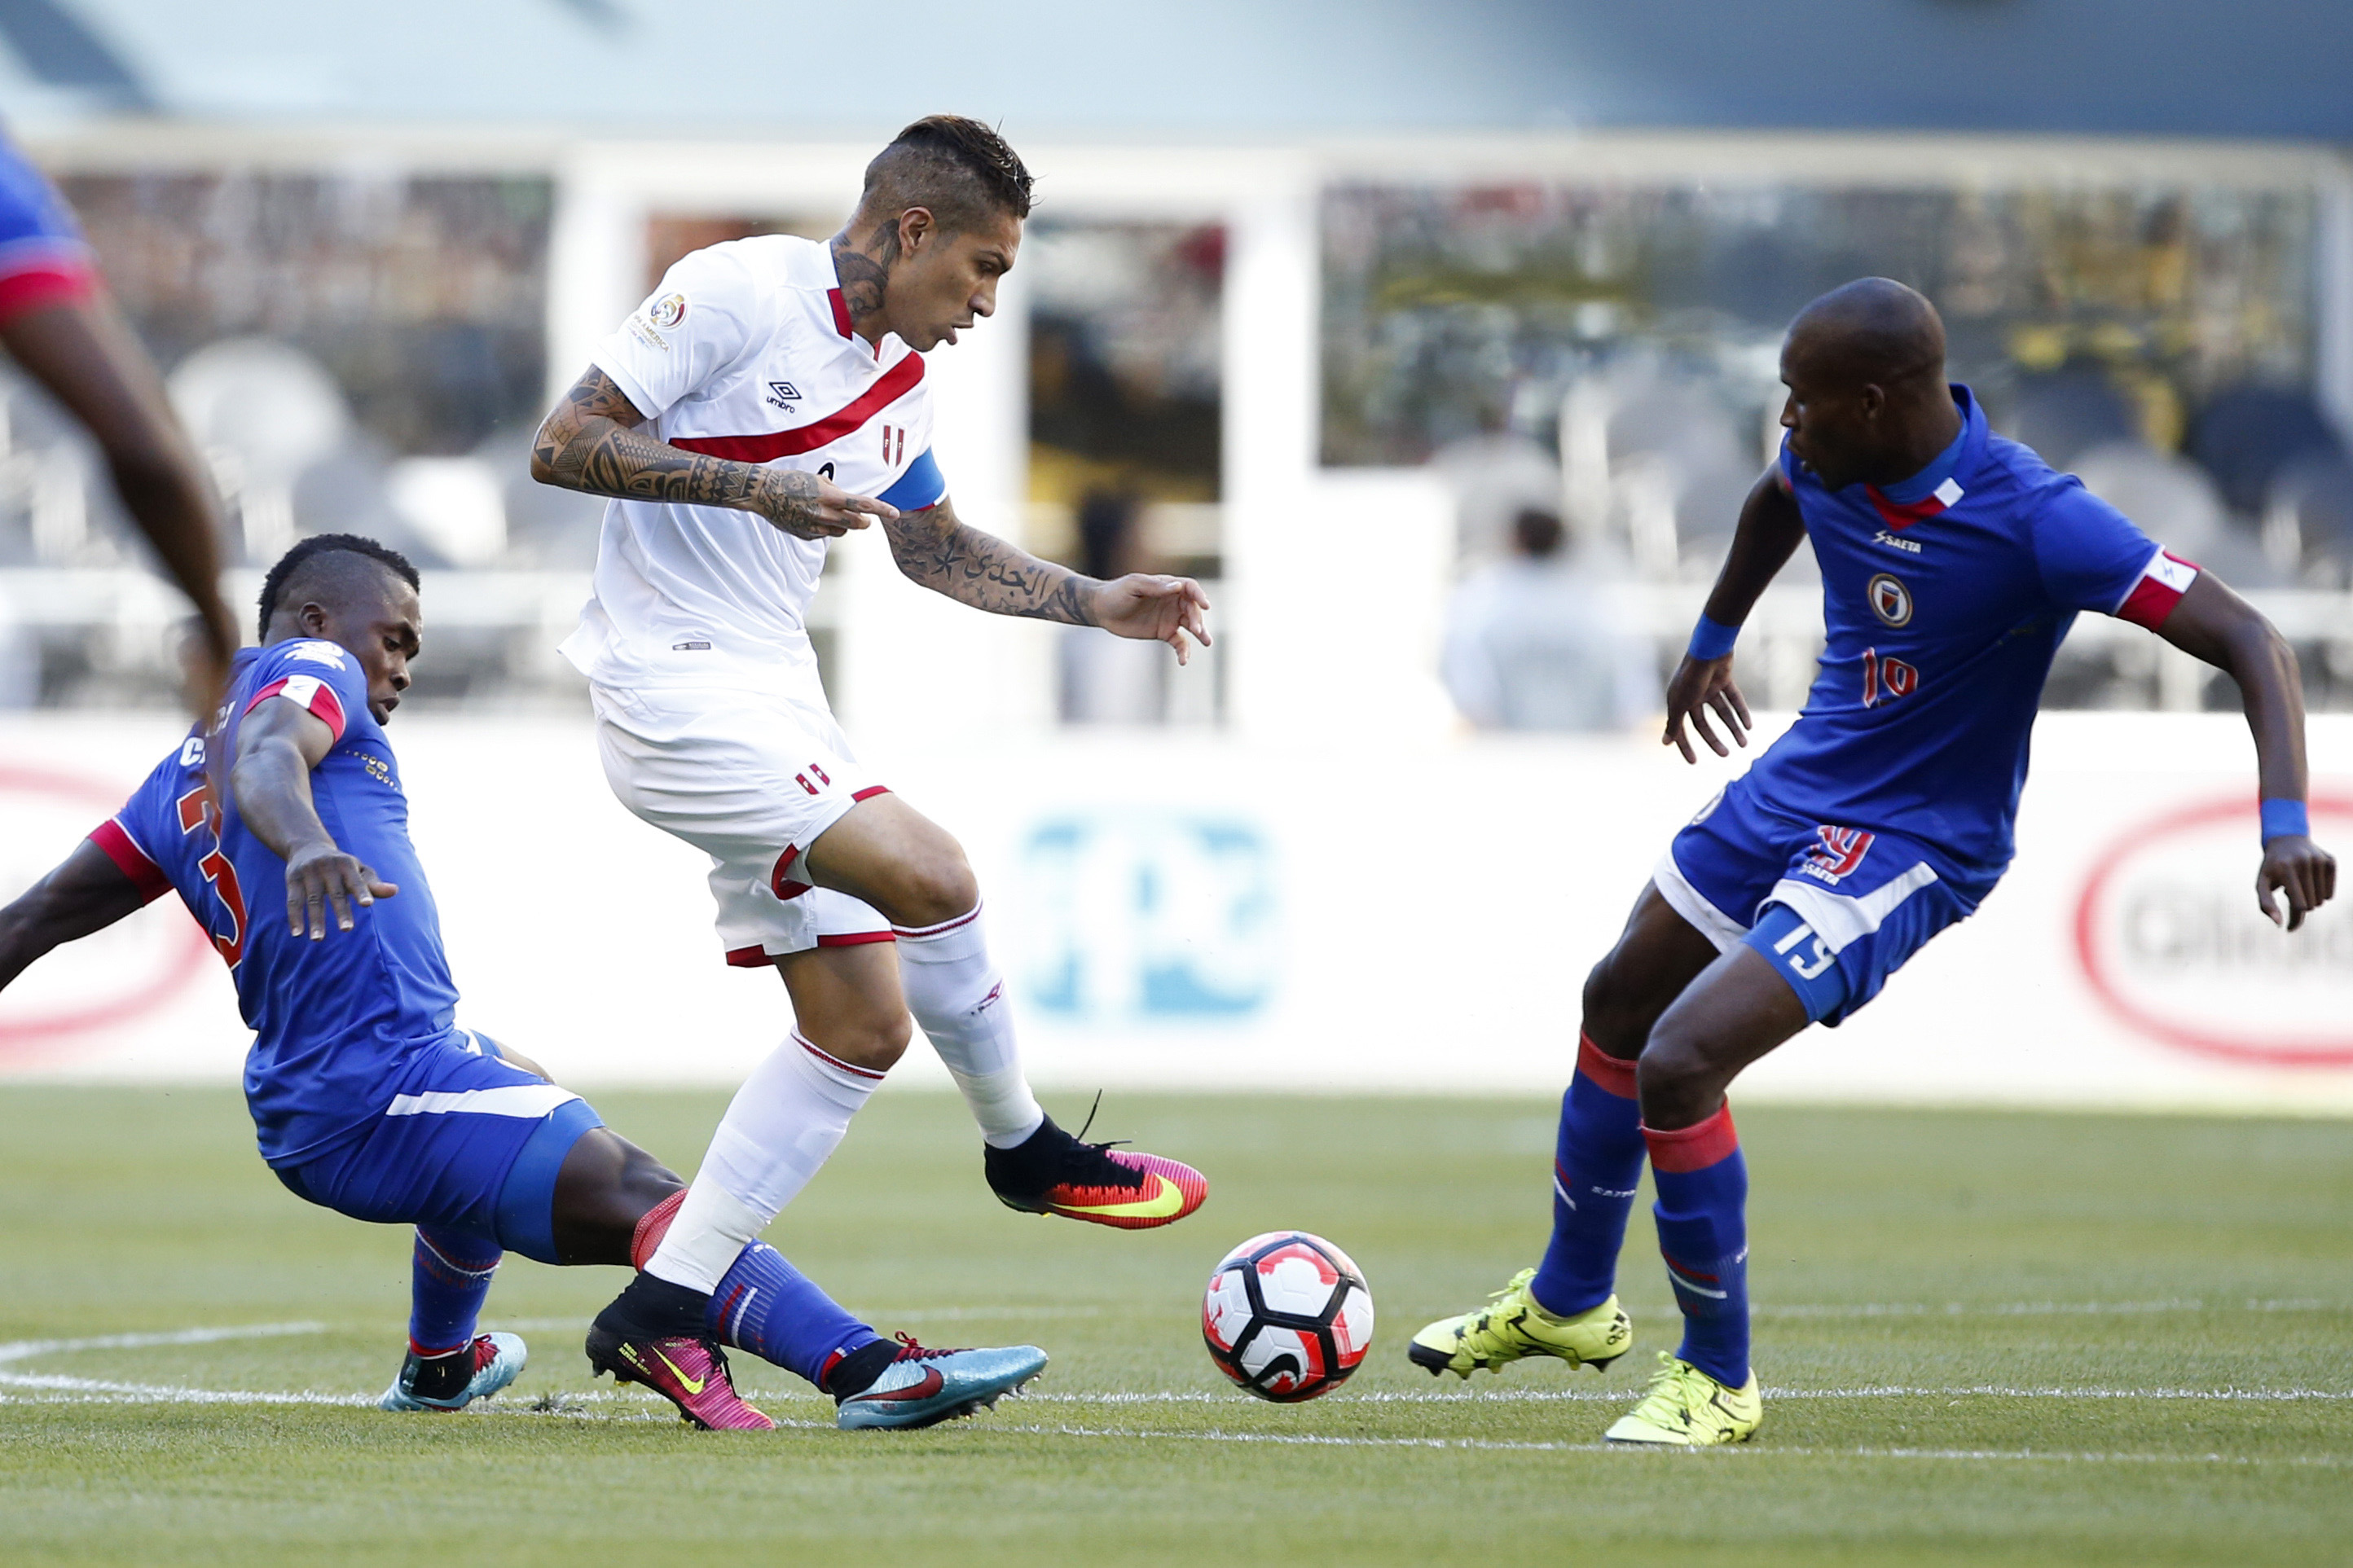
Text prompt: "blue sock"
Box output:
[[410, 1228, 501, 1356], [708, 1241, 881, 1390], [1644, 1106, 1751, 1386], [1528, 1034, 1646, 1317]]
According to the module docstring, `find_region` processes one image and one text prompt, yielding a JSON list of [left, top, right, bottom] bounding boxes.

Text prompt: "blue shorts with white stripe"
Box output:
[[1652, 775, 1995, 1026], [272, 1029, 604, 1263]]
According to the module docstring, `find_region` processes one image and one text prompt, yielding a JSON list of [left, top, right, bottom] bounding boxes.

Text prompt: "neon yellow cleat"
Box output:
[[1603, 1351, 1761, 1446], [1407, 1267, 1631, 1378]]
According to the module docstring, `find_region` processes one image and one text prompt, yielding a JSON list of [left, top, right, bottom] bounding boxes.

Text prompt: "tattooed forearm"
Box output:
[[530, 368, 833, 534], [882, 499, 1100, 625]]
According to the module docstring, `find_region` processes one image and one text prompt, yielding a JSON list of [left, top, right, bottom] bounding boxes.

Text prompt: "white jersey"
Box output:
[[560, 235, 948, 696]]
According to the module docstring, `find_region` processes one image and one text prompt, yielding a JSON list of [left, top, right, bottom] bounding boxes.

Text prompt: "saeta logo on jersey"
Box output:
[[1801, 825, 1875, 885], [2074, 795, 2353, 1068], [1867, 573, 1913, 627], [1014, 811, 1278, 1023]]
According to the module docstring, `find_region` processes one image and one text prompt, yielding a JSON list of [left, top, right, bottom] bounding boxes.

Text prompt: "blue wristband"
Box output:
[[1688, 613, 1740, 662], [2260, 799, 2309, 842]]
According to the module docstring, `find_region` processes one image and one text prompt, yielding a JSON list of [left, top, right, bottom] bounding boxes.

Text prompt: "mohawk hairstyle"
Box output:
[[257, 533, 420, 640], [861, 115, 1034, 234]]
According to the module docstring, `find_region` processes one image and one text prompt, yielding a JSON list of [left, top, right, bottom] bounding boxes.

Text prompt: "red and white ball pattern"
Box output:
[[1201, 1231, 1374, 1402]]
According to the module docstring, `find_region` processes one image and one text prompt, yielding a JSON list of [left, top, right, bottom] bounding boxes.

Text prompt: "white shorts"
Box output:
[[588, 680, 894, 965]]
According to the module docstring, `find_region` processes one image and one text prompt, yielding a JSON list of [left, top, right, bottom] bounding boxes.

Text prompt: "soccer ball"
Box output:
[[1200, 1231, 1374, 1402]]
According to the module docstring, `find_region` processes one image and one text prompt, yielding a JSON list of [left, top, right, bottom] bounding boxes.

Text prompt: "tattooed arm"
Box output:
[[881, 495, 1213, 662], [529, 367, 895, 540]]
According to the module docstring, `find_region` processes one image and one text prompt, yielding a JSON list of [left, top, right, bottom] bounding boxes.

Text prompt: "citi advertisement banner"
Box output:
[[2, 712, 2347, 1113]]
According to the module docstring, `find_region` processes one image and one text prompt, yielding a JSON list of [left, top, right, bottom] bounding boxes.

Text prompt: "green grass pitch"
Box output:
[[1, 1086, 2347, 1566]]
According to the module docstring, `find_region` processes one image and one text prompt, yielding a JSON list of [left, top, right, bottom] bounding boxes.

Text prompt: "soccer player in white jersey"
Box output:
[[530, 116, 1210, 1361]]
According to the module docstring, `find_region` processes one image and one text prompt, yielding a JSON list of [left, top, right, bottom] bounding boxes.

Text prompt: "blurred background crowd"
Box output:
[[0, 0, 2348, 729]]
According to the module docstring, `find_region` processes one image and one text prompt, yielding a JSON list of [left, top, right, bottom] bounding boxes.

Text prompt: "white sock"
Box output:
[[643, 1032, 882, 1292], [895, 903, 1045, 1149]]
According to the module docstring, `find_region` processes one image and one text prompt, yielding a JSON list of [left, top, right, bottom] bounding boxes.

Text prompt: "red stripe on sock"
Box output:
[[1576, 1034, 1639, 1099], [796, 1030, 886, 1081], [630, 1188, 688, 1271], [891, 903, 981, 939], [1643, 1105, 1739, 1173]]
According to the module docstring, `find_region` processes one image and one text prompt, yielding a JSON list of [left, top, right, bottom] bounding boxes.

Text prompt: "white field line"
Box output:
[[981, 1421, 2353, 1469], [1023, 1385, 2353, 1406], [2, 1322, 2348, 1420], [0, 1322, 361, 1406], [1735, 1298, 2345, 1319]]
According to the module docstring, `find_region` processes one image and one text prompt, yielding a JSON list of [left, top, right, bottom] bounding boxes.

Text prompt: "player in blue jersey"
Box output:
[[1409, 279, 2338, 1445], [0, 534, 1047, 1431], [0, 125, 236, 709]]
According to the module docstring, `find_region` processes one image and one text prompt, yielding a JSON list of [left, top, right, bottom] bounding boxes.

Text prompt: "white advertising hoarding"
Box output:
[[2, 710, 2349, 1114]]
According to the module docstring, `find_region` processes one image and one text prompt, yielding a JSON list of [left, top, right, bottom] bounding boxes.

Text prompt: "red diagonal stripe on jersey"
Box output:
[[1865, 486, 1949, 531], [670, 354, 924, 463]]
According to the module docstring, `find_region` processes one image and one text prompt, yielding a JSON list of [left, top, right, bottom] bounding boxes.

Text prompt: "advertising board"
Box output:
[[2, 711, 2347, 1115]]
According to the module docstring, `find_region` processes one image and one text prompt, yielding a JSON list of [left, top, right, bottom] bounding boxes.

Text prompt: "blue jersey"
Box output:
[[1747, 385, 2197, 878], [0, 125, 94, 319], [90, 639, 462, 1166]]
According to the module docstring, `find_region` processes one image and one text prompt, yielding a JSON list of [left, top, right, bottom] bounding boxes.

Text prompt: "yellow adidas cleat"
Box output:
[[1603, 1351, 1761, 1445], [1407, 1267, 1632, 1378]]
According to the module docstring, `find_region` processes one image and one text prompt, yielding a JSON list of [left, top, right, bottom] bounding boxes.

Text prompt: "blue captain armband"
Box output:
[[2260, 799, 2309, 843], [877, 448, 945, 512], [1687, 613, 1740, 662]]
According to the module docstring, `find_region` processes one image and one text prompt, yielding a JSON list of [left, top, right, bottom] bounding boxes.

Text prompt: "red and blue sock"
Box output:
[[1528, 1034, 1646, 1317], [709, 1242, 882, 1389], [408, 1227, 501, 1356], [1643, 1105, 1750, 1386], [627, 1188, 879, 1389]]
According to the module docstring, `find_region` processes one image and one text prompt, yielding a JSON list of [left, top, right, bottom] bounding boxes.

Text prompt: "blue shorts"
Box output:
[[1652, 776, 1994, 1026], [272, 1030, 604, 1264]]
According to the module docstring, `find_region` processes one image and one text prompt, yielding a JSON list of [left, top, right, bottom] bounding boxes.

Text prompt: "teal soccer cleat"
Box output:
[[378, 1332, 528, 1412], [831, 1334, 1047, 1430]]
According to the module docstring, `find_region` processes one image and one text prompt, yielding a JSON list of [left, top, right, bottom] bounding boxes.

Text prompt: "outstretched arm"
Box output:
[[232, 698, 397, 941], [529, 367, 895, 542], [1663, 468, 1808, 762], [0, 839, 154, 993], [879, 494, 1212, 663], [2151, 573, 2337, 930], [0, 296, 237, 713]]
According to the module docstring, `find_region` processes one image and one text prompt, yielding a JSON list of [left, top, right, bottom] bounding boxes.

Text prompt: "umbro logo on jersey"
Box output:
[[766, 380, 800, 411], [1872, 529, 1922, 556]]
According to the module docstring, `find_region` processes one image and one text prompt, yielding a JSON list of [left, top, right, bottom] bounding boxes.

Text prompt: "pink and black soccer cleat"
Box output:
[[587, 1274, 774, 1430], [586, 1327, 774, 1430], [984, 1108, 1207, 1231]]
